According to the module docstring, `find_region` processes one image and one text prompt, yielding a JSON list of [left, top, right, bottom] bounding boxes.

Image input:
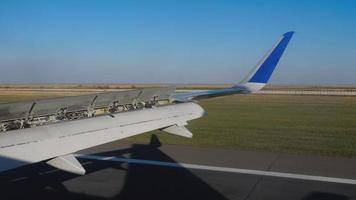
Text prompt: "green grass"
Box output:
[[1, 92, 356, 157], [127, 95, 356, 157]]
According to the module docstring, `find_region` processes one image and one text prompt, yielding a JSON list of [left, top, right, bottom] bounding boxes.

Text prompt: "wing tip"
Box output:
[[283, 31, 295, 37], [246, 31, 294, 84]]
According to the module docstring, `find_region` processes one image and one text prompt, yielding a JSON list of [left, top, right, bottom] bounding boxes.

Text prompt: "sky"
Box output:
[[0, 0, 355, 85]]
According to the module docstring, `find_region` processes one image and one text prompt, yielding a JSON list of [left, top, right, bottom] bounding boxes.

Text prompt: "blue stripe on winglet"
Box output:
[[248, 31, 294, 83]]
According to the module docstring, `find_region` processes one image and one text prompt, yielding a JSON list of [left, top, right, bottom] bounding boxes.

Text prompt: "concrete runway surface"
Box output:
[[1, 134, 356, 200]]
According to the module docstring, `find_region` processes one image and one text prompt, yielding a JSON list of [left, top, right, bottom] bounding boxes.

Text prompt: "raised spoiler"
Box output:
[[0, 87, 175, 132], [172, 31, 294, 102], [0, 87, 175, 121]]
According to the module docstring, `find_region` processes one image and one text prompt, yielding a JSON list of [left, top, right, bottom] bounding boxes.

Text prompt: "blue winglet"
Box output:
[[248, 31, 294, 83]]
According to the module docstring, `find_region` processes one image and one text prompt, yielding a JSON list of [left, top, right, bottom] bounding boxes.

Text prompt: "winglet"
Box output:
[[242, 31, 294, 92], [171, 32, 294, 102]]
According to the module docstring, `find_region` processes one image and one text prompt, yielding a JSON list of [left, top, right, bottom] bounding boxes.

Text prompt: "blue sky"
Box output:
[[0, 0, 355, 85]]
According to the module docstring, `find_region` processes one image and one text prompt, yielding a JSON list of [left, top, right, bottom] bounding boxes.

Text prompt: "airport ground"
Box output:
[[2, 139, 356, 200], [131, 94, 356, 157], [1, 85, 356, 199]]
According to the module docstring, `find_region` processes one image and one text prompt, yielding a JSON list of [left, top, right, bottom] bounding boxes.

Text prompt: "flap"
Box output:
[[161, 125, 193, 138], [47, 154, 86, 175]]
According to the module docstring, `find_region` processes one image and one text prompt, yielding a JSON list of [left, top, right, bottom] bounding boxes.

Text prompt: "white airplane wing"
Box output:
[[0, 32, 294, 175]]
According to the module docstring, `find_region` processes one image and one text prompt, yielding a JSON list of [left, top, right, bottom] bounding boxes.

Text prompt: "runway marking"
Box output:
[[75, 154, 356, 185]]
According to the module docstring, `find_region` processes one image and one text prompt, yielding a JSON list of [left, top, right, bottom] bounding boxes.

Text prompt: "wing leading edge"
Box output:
[[172, 31, 294, 102]]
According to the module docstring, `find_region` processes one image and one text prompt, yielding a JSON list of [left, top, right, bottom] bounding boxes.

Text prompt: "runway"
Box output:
[[1, 135, 356, 200]]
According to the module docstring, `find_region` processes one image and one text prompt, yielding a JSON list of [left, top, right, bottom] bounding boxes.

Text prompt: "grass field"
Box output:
[[1, 92, 356, 157], [128, 95, 356, 157]]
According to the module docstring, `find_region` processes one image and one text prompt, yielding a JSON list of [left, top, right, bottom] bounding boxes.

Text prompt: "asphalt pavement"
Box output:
[[1, 134, 356, 200]]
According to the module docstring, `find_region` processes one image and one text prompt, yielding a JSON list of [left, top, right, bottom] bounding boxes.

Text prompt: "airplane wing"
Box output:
[[0, 32, 294, 175], [0, 86, 175, 129], [172, 31, 294, 102]]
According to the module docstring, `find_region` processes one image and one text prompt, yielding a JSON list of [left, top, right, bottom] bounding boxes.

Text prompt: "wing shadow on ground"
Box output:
[[0, 134, 228, 200], [302, 192, 349, 200]]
